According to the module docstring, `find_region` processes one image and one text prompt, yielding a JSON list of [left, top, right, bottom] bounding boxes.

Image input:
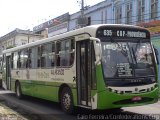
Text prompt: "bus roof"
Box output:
[[3, 24, 148, 54]]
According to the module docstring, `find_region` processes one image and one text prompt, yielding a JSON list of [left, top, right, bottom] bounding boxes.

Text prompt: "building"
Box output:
[[1, 0, 160, 54], [69, 0, 114, 31], [68, 0, 160, 58], [33, 13, 70, 37], [0, 13, 70, 55], [0, 28, 44, 54], [69, 0, 160, 30], [32, 1, 114, 36], [31, 0, 160, 37]]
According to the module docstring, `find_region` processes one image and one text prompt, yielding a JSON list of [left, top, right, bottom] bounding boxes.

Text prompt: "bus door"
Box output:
[[76, 40, 93, 107], [6, 55, 11, 90]]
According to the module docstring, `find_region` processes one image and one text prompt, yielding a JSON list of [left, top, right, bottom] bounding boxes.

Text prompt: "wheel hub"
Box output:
[[63, 93, 71, 110]]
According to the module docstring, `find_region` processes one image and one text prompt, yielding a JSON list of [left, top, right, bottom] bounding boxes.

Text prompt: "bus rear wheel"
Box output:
[[16, 82, 23, 99], [60, 87, 74, 114]]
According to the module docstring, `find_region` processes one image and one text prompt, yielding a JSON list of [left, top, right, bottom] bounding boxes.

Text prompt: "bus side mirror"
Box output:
[[154, 47, 159, 65], [90, 37, 102, 65]]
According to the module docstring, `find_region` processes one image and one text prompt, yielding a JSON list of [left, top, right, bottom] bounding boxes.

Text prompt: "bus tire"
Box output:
[[15, 82, 23, 99], [60, 87, 74, 114]]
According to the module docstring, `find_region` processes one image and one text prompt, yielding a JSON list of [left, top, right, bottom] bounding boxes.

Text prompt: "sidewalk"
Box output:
[[0, 102, 28, 120], [0, 89, 28, 120]]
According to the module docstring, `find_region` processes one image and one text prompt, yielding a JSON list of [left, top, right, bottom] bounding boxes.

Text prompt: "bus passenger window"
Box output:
[[44, 43, 54, 68], [69, 39, 75, 66], [11, 53, 14, 69], [18, 51, 21, 68], [27, 48, 32, 68], [56, 42, 61, 66], [57, 56, 60, 66], [69, 52, 75, 66], [31, 47, 38, 68], [13, 52, 18, 69], [37, 46, 41, 68], [41, 45, 46, 67], [20, 49, 28, 69], [60, 40, 71, 66], [56, 39, 75, 67], [51, 43, 55, 67]]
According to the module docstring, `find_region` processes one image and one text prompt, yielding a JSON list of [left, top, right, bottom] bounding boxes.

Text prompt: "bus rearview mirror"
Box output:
[[153, 47, 159, 65]]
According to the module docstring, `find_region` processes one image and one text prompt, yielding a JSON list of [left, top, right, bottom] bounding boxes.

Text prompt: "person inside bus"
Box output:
[[136, 46, 149, 63]]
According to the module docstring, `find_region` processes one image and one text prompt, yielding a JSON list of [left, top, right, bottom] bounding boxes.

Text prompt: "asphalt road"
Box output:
[[0, 89, 159, 120]]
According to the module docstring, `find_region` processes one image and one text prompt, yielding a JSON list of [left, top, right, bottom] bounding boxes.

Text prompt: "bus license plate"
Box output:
[[132, 96, 142, 101]]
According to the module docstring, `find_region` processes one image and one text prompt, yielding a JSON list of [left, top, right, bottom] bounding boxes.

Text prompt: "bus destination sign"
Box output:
[[96, 27, 150, 39]]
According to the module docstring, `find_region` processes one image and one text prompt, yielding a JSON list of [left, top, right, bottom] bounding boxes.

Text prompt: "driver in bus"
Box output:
[[136, 46, 147, 62]]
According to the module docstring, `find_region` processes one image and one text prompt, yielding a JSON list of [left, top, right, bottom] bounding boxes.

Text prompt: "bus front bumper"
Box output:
[[95, 87, 159, 110]]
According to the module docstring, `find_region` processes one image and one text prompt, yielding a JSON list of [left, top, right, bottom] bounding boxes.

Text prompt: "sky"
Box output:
[[0, 0, 103, 37]]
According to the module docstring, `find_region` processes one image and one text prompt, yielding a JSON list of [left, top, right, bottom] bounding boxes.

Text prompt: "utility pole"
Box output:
[[81, 0, 84, 18], [78, 0, 87, 28]]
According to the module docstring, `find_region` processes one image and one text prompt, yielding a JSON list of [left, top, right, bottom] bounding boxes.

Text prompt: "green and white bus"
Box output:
[[0, 55, 3, 87], [2, 24, 159, 113]]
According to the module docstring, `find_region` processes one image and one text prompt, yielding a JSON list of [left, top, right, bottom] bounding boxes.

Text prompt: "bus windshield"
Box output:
[[101, 41, 155, 78]]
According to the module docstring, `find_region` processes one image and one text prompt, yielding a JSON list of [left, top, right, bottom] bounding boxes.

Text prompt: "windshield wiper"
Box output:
[[131, 39, 142, 65], [134, 38, 141, 52], [132, 47, 137, 64]]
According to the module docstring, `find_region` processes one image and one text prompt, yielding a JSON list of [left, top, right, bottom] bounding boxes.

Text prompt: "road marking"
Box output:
[[123, 104, 160, 114]]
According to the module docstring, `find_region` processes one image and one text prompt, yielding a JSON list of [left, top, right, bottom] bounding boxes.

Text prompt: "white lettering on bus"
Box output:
[[117, 30, 126, 37], [103, 30, 112, 36], [127, 31, 146, 38], [102, 29, 147, 38]]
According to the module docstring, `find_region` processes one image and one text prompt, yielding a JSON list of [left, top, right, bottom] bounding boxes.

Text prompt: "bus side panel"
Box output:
[[21, 80, 77, 103], [96, 64, 106, 92], [14, 79, 59, 102], [31, 81, 59, 102], [71, 88, 78, 106], [9, 66, 77, 103], [11, 79, 16, 92]]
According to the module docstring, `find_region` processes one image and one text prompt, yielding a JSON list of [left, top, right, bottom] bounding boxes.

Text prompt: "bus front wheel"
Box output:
[[60, 87, 74, 114], [16, 82, 23, 99]]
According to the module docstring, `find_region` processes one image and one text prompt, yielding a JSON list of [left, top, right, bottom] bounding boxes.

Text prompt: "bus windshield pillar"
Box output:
[[90, 37, 102, 65]]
